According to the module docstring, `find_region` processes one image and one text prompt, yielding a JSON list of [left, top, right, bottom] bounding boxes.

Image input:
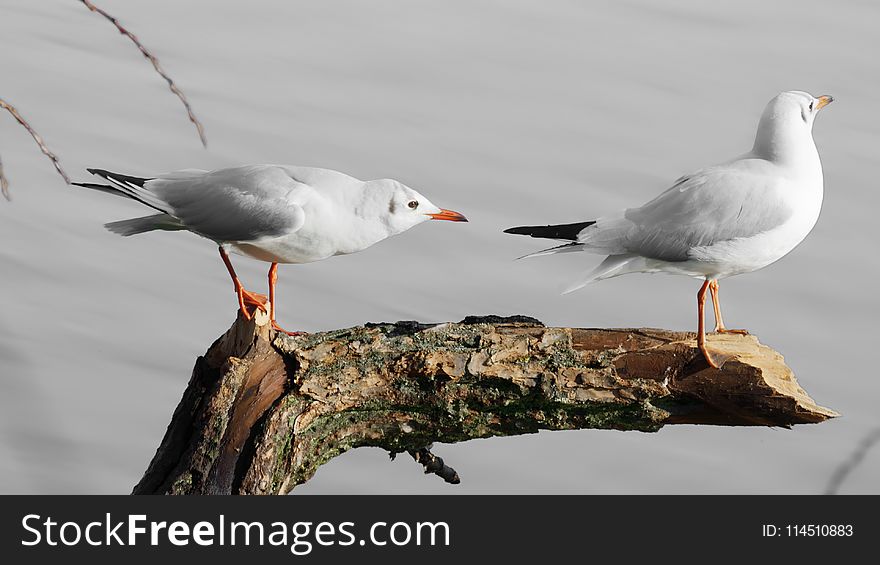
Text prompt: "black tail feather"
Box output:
[[72, 181, 136, 201], [504, 220, 595, 241], [75, 170, 166, 213], [72, 181, 115, 191], [86, 168, 151, 188]]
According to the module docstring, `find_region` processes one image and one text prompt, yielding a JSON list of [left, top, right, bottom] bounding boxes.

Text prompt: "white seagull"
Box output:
[[76, 165, 467, 333], [505, 90, 833, 368]]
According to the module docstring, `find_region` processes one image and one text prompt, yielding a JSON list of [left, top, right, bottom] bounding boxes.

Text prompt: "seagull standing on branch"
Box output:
[[76, 165, 467, 333], [505, 90, 833, 368]]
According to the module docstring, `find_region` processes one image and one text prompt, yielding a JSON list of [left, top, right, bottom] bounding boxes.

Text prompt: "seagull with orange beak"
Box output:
[[76, 164, 467, 333], [506, 90, 833, 368]]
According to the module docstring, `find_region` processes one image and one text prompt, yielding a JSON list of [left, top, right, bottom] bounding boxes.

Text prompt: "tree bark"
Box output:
[[133, 312, 836, 495]]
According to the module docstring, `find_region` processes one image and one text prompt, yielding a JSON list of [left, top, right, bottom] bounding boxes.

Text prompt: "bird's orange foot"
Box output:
[[238, 288, 268, 320], [713, 326, 749, 335], [271, 320, 307, 336], [698, 344, 734, 369]]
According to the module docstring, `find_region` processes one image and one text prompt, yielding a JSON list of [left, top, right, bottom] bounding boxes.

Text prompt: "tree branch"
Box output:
[[0, 153, 9, 201], [0, 97, 70, 200], [133, 313, 837, 495], [407, 446, 461, 484], [79, 0, 207, 147], [824, 426, 880, 495]]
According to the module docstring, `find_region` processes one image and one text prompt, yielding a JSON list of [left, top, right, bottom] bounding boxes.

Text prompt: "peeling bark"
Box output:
[[133, 313, 836, 495]]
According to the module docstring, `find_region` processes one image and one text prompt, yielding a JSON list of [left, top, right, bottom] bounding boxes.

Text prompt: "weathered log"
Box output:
[[133, 312, 836, 495]]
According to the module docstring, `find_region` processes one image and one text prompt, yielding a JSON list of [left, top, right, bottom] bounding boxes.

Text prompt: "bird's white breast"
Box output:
[[228, 192, 394, 264], [687, 172, 823, 278]]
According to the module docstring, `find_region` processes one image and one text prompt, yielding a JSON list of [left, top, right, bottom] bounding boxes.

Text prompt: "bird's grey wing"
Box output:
[[620, 162, 794, 261], [143, 165, 310, 242], [274, 165, 364, 192]]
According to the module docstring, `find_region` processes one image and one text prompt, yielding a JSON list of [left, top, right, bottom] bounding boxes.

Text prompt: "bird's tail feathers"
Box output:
[[72, 182, 132, 201], [517, 242, 584, 260], [104, 213, 184, 236], [562, 254, 640, 295], [87, 168, 151, 189], [77, 168, 167, 213], [504, 220, 596, 241]]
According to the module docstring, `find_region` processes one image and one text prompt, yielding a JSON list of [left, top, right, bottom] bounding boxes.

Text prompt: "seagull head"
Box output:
[[366, 178, 467, 235], [752, 90, 833, 163]]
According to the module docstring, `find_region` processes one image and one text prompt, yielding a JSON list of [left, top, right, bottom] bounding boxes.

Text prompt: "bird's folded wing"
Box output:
[[618, 162, 795, 261], [145, 165, 312, 242]]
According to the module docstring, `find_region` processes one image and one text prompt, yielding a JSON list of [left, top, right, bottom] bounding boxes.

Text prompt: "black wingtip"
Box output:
[[85, 168, 152, 187], [503, 220, 596, 241], [86, 167, 109, 177]]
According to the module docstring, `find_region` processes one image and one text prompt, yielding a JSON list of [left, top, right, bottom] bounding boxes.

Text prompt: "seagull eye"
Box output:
[[407, 200, 419, 209], [809, 101, 814, 111]]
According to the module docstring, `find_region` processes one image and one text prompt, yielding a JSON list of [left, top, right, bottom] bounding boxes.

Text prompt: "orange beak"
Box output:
[[428, 209, 468, 222], [815, 95, 833, 110]]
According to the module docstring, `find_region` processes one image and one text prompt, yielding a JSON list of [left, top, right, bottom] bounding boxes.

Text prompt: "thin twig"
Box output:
[[0, 97, 71, 200], [79, 0, 207, 147], [0, 153, 9, 201], [824, 425, 880, 495]]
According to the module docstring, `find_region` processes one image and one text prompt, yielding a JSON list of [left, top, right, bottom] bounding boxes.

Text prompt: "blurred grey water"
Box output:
[[1, 0, 877, 494]]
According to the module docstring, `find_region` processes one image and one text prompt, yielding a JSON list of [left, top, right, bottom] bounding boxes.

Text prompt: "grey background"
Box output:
[[1, 0, 877, 494]]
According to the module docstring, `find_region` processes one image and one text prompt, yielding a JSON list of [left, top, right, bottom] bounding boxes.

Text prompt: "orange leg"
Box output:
[[697, 279, 722, 369], [708, 280, 748, 335], [267, 262, 306, 336], [218, 247, 266, 320]]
